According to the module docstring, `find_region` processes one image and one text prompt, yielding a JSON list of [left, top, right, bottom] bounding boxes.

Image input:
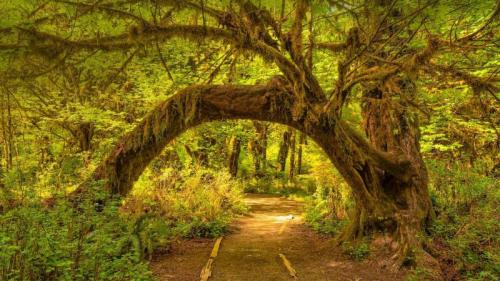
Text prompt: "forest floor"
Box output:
[[150, 194, 407, 281]]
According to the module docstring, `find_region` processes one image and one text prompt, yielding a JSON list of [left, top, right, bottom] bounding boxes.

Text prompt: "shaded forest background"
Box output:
[[0, 0, 498, 280]]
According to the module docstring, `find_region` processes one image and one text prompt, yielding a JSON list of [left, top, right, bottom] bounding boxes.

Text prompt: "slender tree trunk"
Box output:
[[228, 136, 241, 177], [0, 92, 13, 170], [39, 136, 52, 165], [0, 95, 5, 190], [255, 122, 268, 169], [297, 132, 306, 174], [249, 139, 261, 174], [0, 149, 3, 189], [0, 97, 5, 176], [250, 121, 268, 176], [289, 129, 296, 179], [277, 130, 291, 172], [6, 92, 13, 170]]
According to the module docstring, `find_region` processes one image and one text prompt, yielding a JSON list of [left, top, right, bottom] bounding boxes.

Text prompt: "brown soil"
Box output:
[[150, 194, 407, 281]]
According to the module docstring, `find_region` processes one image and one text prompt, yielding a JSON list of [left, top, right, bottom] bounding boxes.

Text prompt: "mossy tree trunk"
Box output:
[[297, 132, 306, 175], [0, 151, 3, 189], [249, 121, 268, 176], [252, 121, 268, 172], [0, 92, 13, 170], [228, 136, 241, 178], [289, 129, 296, 179], [277, 130, 291, 172], [350, 78, 434, 264], [249, 138, 261, 175]]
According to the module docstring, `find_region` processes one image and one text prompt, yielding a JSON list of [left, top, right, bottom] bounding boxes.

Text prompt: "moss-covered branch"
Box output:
[[75, 82, 295, 196]]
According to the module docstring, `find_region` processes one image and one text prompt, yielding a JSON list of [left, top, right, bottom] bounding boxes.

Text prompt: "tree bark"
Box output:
[[297, 132, 306, 174], [277, 130, 291, 172], [252, 121, 268, 173], [289, 129, 296, 179], [349, 78, 434, 265], [0, 92, 13, 170], [78, 83, 298, 195], [228, 136, 241, 178], [249, 138, 261, 174], [0, 149, 3, 189]]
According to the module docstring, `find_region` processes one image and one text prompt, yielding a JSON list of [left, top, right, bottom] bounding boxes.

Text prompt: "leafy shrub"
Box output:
[[0, 194, 154, 281], [244, 176, 283, 194], [303, 169, 351, 236], [304, 199, 346, 235], [174, 216, 230, 238], [342, 240, 370, 261], [426, 160, 499, 280], [123, 168, 247, 242]]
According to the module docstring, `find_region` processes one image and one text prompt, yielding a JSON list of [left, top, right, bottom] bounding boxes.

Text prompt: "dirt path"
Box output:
[[150, 194, 406, 281]]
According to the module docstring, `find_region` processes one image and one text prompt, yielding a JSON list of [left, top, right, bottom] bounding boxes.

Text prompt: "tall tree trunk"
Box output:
[[248, 139, 261, 174], [297, 132, 306, 174], [289, 129, 296, 179], [228, 136, 241, 177], [330, 0, 436, 267], [6, 92, 14, 170], [0, 149, 3, 189], [277, 130, 291, 172], [0, 92, 13, 170], [253, 121, 268, 169], [250, 121, 268, 176], [343, 78, 434, 266]]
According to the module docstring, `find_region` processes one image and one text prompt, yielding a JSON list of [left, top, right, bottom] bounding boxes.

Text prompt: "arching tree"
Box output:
[[1, 0, 497, 271]]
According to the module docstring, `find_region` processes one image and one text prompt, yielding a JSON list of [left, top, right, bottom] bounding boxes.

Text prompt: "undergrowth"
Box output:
[[408, 160, 499, 281], [341, 240, 370, 261], [0, 188, 154, 281], [121, 167, 247, 256], [303, 164, 351, 236], [0, 167, 247, 280]]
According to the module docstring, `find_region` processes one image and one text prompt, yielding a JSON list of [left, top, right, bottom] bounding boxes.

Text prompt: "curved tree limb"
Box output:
[[340, 121, 416, 182], [6, 24, 303, 91], [75, 81, 415, 197]]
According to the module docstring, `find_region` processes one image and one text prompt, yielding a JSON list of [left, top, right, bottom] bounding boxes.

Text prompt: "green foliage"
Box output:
[[405, 267, 435, 281], [426, 160, 499, 280], [124, 167, 247, 240], [0, 165, 248, 280], [0, 195, 153, 281], [341, 240, 370, 261], [174, 216, 230, 239], [303, 157, 351, 236], [244, 176, 309, 196], [304, 199, 346, 235]]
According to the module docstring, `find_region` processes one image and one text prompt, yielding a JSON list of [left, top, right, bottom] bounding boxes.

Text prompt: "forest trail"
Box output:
[[150, 194, 406, 281]]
